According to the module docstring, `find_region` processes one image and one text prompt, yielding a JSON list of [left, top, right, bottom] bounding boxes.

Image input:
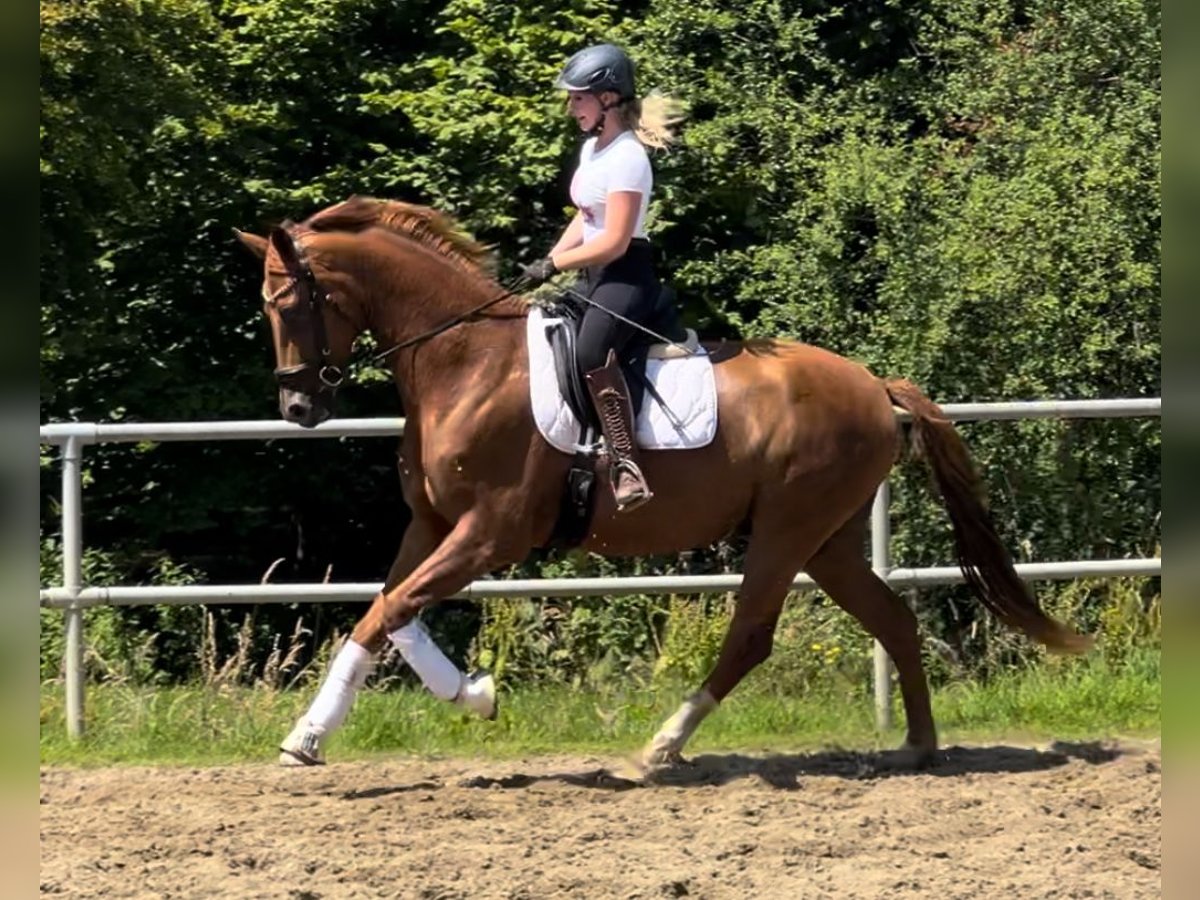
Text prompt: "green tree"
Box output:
[[40, 0, 1159, 683]]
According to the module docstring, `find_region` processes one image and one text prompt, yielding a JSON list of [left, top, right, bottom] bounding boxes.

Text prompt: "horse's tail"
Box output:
[[884, 378, 1092, 654]]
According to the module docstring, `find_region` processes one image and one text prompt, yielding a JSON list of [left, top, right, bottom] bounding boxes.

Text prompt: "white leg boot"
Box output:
[[280, 639, 373, 766], [640, 688, 719, 769], [390, 620, 497, 720], [455, 670, 497, 720]]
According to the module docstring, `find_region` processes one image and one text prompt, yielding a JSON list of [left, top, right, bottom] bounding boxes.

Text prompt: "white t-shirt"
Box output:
[[569, 130, 653, 244]]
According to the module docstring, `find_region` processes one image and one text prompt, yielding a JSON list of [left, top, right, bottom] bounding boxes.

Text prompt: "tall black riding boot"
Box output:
[[585, 350, 653, 512]]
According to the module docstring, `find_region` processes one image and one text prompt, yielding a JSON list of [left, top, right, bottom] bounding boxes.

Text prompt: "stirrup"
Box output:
[[455, 670, 498, 721], [613, 461, 653, 512], [617, 490, 652, 513], [278, 719, 326, 767]]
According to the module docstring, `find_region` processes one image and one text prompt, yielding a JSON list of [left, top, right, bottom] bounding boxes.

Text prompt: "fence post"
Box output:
[[870, 480, 893, 731], [62, 435, 85, 739]]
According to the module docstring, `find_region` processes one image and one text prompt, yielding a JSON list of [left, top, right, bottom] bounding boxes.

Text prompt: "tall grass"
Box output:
[[41, 648, 1158, 767], [40, 576, 1159, 766]]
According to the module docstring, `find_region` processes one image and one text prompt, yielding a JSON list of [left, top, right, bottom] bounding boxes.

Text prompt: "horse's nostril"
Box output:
[[287, 402, 309, 420]]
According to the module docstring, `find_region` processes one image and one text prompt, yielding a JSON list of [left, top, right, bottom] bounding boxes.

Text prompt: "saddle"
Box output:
[[542, 283, 691, 439], [540, 282, 691, 551]]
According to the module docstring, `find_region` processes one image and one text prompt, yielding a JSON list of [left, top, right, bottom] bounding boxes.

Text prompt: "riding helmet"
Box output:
[[555, 43, 636, 100]]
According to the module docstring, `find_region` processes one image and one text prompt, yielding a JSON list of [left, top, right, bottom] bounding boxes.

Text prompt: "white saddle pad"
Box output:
[[527, 307, 718, 455]]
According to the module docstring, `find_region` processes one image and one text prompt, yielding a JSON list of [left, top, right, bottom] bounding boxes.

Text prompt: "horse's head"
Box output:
[[238, 196, 509, 424], [236, 225, 363, 427]]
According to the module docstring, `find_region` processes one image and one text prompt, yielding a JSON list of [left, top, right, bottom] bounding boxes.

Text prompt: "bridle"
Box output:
[[266, 226, 525, 395], [267, 228, 348, 394]]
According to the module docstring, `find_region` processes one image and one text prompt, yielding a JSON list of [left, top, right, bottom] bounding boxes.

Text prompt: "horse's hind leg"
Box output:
[[803, 508, 938, 766], [640, 525, 823, 768]]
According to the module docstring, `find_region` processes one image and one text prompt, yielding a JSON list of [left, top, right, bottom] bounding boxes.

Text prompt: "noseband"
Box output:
[[268, 229, 345, 393]]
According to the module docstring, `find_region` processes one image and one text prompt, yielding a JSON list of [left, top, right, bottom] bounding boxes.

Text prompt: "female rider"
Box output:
[[277, 47, 684, 763], [521, 43, 683, 513]]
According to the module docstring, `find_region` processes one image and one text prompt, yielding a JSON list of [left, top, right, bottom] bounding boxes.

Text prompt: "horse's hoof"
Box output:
[[278, 748, 324, 767], [279, 721, 325, 766], [889, 741, 937, 771], [456, 670, 498, 721], [637, 742, 687, 774]]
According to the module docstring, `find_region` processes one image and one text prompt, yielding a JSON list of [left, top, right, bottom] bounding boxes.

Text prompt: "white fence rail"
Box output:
[[40, 398, 1161, 739]]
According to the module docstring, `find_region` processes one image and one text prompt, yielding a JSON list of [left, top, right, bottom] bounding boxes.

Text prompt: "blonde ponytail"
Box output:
[[620, 90, 687, 150]]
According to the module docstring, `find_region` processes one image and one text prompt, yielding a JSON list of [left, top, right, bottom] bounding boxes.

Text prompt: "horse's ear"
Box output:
[[268, 226, 301, 272], [233, 228, 268, 260]]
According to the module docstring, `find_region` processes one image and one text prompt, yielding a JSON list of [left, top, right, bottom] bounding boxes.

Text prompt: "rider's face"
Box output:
[[567, 91, 603, 132]]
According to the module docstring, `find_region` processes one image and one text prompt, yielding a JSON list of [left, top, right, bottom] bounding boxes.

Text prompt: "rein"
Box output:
[[368, 285, 524, 366], [273, 225, 531, 392], [363, 277, 696, 371], [272, 224, 689, 392]]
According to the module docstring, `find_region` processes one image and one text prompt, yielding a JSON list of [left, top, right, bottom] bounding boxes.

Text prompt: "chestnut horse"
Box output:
[[236, 197, 1088, 769]]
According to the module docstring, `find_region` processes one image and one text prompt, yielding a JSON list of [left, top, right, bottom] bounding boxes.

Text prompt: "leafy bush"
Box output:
[[40, 0, 1158, 686]]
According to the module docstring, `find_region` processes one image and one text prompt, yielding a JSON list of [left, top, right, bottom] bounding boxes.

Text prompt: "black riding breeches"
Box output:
[[575, 239, 660, 374]]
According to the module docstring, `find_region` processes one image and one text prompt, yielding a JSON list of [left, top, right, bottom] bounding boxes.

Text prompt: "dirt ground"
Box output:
[[40, 740, 1160, 899]]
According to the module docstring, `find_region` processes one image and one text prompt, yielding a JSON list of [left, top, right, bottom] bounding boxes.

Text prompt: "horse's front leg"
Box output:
[[279, 511, 522, 766], [279, 515, 449, 766], [376, 510, 526, 710]]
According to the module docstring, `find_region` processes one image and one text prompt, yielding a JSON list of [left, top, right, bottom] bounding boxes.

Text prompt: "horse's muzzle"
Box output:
[[279, 388, 333, 428]]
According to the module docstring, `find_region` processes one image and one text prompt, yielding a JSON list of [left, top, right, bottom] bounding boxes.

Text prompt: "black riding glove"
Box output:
[[521, 256, 558, 285]]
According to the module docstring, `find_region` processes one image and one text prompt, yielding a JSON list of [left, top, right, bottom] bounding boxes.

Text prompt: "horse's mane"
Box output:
[[304, 195, 496, 276]]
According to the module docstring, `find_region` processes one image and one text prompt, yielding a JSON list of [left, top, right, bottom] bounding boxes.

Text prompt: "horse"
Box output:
[[235, 195, 1090, 770]]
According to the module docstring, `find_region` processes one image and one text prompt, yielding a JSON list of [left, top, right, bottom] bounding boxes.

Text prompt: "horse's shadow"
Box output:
[[341, 740, 1121, 799]]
